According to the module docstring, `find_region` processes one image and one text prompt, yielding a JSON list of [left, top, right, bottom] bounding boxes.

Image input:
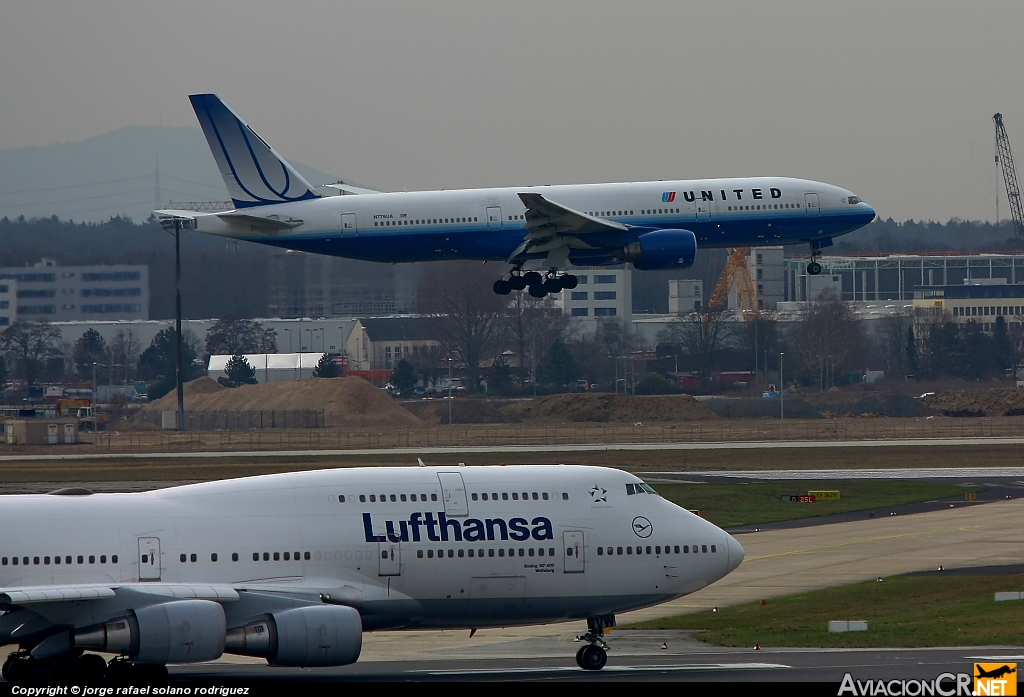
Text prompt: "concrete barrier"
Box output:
[[994, 592, 1022, 601], [829, 620, 868, 632]]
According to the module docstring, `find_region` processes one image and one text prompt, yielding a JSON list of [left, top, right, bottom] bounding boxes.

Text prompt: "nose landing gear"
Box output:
[[493, 268, 579, 298], [575, 614, 614, 670], [806, 241, 825, 275]]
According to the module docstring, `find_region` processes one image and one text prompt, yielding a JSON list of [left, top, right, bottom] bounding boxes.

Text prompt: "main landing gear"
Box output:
[[0, 651, 165, 685], [575, 614, 614, 670], [493, 269, 578, 298]]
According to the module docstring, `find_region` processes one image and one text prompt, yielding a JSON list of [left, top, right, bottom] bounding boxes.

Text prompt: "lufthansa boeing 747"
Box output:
[[0, 465, 743, 682], [157, 94, 875, 297]]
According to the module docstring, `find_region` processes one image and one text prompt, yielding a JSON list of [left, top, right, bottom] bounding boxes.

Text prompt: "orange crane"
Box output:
[[708, 247, 760, 317]]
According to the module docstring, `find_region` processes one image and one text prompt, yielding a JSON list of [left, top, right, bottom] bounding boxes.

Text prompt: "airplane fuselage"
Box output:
[[193, 177, 874, 266]]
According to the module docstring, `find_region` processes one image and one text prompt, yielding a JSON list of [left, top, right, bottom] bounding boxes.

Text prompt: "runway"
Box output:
[[1, 436, 1023, 461]]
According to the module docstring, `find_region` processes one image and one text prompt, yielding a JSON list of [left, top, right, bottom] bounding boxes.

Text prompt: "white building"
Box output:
[[0, 259, 148, 321], [669, 279, 703, 314], [556, 266, 633, 331], [0, 279, 16, 327], [745, 247, 785, 310], [207, 353, 326, 382]]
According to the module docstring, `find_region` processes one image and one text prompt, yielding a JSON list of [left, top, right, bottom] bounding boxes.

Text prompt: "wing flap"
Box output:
[[0, 583, 239, 606], [509, 192, 630, 264], [1, 586, 116, 604]]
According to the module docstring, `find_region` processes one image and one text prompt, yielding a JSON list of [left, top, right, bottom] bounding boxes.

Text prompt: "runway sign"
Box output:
[[781, 495, 817, 503], [809, 490, 840, 500]]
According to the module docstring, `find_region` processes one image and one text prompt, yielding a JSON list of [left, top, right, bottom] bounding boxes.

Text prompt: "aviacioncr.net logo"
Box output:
[[839, 672, 973, 696]]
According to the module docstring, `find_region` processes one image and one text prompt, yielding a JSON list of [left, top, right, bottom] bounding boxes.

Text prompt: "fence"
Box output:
[[134, 410, 326, 431], [36, 415, 1024, 454]]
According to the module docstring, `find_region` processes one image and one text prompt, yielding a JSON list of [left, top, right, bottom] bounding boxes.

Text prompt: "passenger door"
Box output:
[[378, 540, 401, 576], [804, 193, 820, 217], [138, 537, 161, 581], [341, 213, 357, 237], [437, 472, 469, 517], [486, 207, 502, 231], [695, 201, 711, 222], [563, 530, 585, 573]]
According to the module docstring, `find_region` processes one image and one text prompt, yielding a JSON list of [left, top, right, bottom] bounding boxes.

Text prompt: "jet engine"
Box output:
[[224, 604, 362, 667], [74, 599, 226, 664], [619, 229, 697, 270]]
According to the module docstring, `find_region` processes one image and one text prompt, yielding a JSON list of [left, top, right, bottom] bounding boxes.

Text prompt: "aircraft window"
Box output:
[[400, 494, 407, 502], [262, 552, 270, 561], [522, 492, 528, 500], [44, 556, 50, 565], [380, 493, 386, 501], [369, 495, 376, 502], [76, 556, 83, 564], [100, 555, 107, 564], [11, 558, 17, 566], [271, 552, 279, 561], [597, 547, 603, 555], [711, 545, 717, 553], [390, 494, 397, 502], [633, 546, 640, 555], [517, 548, 524, 557], [542, 493, 549, 500], [467, 549, 474, 557], [626, 483, 636, 495], [472, 493, 479, 500], [655, 546, 661, 554], [492, 492, 498, 500], [626, 547, 632, 555], [64, 556, 71, 564], [417, 550, 424, 558], [413, 494, 420, 501], [512, 492, 519, 500], [457, 549, 464, 558], [431, 494, 438, 501], [180, 554, 187, 563], [87, 556, 94, 564], [251, 552, 258, 561], [481, 493, 488, 501], [538, 548, 545, 556], [447, 549, 454, 558], [502, 493, 509, 500], [646, 546, 652, 554], [488, 549, 495, 557], [339, 495, 345, 503], [498, 549, 505, 557], [189, 554, 196, 563], [532, 492, 539, 500], [0, 558, 5, 565], [359, 495, 366, 502], [283, 552, 290, 561], [702, 545, 708, 553], [529, 548, 535, 557], [562, 493, 569, 500]]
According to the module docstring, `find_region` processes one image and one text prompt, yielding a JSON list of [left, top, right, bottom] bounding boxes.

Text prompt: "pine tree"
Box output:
[[312, 353, 340, 378], [218, 355, 258, 387]]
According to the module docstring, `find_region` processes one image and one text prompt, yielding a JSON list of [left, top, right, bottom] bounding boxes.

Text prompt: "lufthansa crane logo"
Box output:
[[632, 516, 653, 538]]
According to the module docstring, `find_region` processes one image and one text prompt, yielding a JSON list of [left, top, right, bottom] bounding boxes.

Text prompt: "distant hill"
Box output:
[[0, 126, 340, 223]]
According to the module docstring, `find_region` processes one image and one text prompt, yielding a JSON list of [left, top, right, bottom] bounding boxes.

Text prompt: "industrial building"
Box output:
[[554, 265, 633, 330], [0, 259, 149, 321], [913, 279, 1024, 330]]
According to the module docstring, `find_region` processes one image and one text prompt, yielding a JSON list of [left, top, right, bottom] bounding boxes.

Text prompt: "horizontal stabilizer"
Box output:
[[320, 182, 384, 195], [217, 211, 303, 234], [189, 93, 319, 209]]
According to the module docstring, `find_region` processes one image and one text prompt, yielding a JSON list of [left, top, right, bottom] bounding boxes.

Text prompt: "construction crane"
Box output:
[[994, 113, 1024, 243], [708, 247, 760, 318]]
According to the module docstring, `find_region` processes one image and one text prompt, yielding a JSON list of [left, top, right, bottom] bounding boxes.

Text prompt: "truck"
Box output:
[[56, 399, 108, 431]]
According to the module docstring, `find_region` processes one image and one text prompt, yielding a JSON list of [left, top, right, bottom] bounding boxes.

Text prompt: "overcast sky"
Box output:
[[3, 1, 1024, 223]]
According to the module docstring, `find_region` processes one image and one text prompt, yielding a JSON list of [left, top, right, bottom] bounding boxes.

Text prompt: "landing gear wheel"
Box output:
[[493, 279, 512, 295], [77, 653, 107, 683], [2, 653, 29, 684], [523, 271, 542, 286], [575, 646, 586, 668], [579, 644, 608, 670], [528, 284, 547, 299], [510, 274, 527, 291], [807, 261, 822, 275], [562, 274, 579, 289]]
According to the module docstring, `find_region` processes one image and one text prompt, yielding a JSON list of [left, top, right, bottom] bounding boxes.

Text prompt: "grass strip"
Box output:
[[651, 481, 980, 528], [623, 572, 1024, 647]]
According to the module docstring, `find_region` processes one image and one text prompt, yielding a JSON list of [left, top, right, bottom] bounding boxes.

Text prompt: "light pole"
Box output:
[[779, 351, 785, 438], [92, 362, 98, 447], [447, 355, 453, 445], [173, 218, 184, 431]]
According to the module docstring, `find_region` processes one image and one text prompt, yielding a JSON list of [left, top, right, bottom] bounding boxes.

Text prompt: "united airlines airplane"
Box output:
[[0, 465, 743, 683], [157, 94, 875, 297]]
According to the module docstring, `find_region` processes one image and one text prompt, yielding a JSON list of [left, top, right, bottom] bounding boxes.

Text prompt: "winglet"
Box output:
[[188, 94, 319, 209]]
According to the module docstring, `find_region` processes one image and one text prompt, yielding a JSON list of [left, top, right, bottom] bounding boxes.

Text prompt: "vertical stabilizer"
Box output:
[[189, 94, 319, 209]]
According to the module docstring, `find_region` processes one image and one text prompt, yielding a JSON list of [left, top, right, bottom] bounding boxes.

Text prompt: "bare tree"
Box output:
[[505, 292, 568, 384], [204, 319, 278, 357], [418, 262, 508, 393], [789, 289, 866, 388], [1, 320, 63, 386], [660, 307, 732, 385], [877, 312, 913, 379], [110, 328, 142, 382]]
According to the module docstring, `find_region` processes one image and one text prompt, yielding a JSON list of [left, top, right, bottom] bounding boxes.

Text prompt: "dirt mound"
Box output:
[[700, 397, 823, 419], [501, 393, 717, 423], [404, 399, 517, 425], [147, 377, 226, 409], [923, 389, 1024, 417], [142, 376, 423, 428], [802, 391, 936, 418]]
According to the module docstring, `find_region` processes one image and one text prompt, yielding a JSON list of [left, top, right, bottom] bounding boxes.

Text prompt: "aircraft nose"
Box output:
[[725, 533, 744, 574]]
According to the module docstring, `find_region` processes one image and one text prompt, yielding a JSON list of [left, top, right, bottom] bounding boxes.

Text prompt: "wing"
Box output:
[[508, 193, 631, 265], [0, 583, 239, 606]]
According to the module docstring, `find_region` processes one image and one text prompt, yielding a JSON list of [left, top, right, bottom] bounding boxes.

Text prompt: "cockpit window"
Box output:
[[848, 196, 862, 204], [626, 482, 660, 495]]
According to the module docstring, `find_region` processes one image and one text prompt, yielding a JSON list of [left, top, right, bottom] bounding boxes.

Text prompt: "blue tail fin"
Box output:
[[189, 93, 318, 209]]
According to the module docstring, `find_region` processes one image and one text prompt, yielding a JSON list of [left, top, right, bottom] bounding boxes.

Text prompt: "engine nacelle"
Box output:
[[225, 605, 362, 668], [74, 599, 226, 665], [619, 229, 697, 270]]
